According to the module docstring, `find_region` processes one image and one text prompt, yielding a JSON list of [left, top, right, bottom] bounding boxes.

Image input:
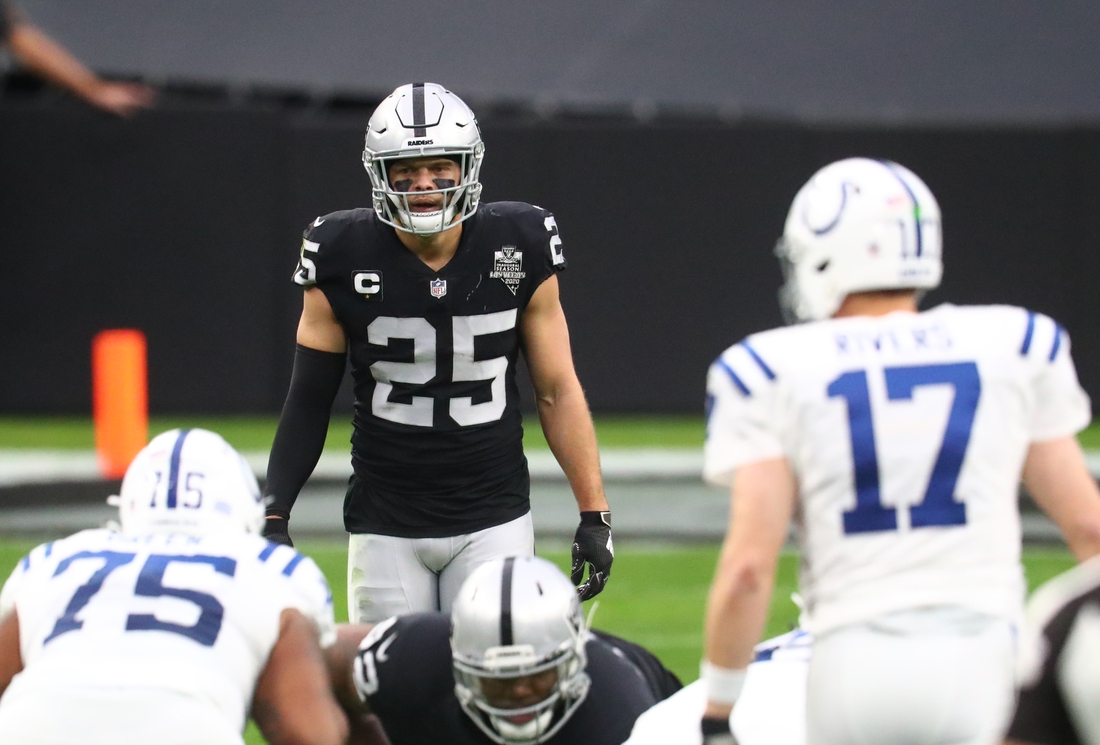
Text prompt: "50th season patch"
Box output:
[[490, 245, 526, 295]]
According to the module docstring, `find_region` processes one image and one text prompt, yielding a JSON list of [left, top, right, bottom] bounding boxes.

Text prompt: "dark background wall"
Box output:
[[12, 0, 1100, 124], [2, 100, 1099, 415]]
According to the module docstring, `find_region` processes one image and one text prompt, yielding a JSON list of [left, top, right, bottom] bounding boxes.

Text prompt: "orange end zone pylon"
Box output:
[[92, 329, 149, 479]]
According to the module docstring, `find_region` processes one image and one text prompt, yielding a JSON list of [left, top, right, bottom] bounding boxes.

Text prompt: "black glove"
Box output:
[[571, 510, 613, 601], [263, 510, 294, 547], [701, 716, 739, 745]]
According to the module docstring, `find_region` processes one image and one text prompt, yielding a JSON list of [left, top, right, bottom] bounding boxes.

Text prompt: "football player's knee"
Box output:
[[353, 586, 413, 624]]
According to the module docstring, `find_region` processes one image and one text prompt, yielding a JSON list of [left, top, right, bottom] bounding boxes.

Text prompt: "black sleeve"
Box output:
[[502, 203, 565, 309], [540, 207, 567, 273], [263, 343, 346, 518], [590, 630, 682, 702]]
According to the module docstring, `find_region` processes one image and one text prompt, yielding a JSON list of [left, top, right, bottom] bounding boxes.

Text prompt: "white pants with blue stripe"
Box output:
[[806, 606, 1015, 745], [347, 512, 535, 623]]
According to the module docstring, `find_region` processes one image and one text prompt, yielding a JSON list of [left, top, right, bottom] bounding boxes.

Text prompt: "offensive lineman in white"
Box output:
[[698, 158, 1100, 745], [625, 629, 811, 745], [0, 429, 348, 745]]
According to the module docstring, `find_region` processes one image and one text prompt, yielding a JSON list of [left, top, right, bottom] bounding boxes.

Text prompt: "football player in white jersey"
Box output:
[[698, 158, 1100, 745], [0, 428, 349, 745], [624, 629, 811, 745]]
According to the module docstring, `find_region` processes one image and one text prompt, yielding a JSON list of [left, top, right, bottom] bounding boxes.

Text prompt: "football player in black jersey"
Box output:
[[263, 82, 613, 623], [1005, 556, 1100, 745], [325, 556, 681, 745]]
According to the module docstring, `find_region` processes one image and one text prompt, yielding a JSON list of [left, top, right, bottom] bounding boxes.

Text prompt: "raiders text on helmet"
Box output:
[[451, 556, 592, 744], [363, 82, 485, 235], [775, 157, 943, 322]]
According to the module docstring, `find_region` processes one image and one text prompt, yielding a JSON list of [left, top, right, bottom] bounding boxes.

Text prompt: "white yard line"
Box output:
[[0, 448, 707, 485], [0, 450, 102, 487], [1, 448, 1099, 486]]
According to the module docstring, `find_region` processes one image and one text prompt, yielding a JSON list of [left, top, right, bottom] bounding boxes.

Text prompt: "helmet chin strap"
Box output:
[[489, 707, 555, 743], [392, 191, 463, 236], [400, 208, 448, 234]]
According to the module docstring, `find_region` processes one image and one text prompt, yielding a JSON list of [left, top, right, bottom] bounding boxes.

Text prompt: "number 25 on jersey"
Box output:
[[367, 310, 516, 428]]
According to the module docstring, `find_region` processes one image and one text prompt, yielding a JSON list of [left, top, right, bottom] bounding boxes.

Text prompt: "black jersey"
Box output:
[[356, 613, 679, 745], [1007, 559, 1100, 745], [294, 203, 565, 537]]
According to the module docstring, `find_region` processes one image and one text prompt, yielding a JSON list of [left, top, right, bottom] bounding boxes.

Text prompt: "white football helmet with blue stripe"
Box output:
[[114, 428, 264, 537], [776, 157, 943, 322], [363, 82, 485, 235]]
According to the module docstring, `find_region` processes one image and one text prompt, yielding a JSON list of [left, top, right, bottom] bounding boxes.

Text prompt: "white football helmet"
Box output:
[[775, 157, 943, 322], [113, 428, 264, 537], [363, 82, 485, 235], [451, 556, 592, 745]]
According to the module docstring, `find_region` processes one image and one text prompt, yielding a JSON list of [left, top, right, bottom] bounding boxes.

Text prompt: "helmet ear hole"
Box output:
[[816, 260, 830, 273]]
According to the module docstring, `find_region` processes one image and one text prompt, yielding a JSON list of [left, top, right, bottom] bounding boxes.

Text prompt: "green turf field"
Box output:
[[1, 415, 1098, 452], [0, 415, 694, 451], [0, 540, 1078, 745], [0, 414, 1091, 744]]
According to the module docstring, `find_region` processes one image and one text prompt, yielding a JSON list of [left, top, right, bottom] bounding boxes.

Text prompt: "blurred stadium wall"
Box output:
[[3, 110, 1099, 414], [10, 0, 1100, 124], [3, 1, 1099, 415]]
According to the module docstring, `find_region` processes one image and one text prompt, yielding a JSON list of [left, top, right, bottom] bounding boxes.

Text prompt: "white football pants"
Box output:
[[806, 607, 1016, 745], [347, 512, 535, 623], [0, 685, 243, 745], [622, 661, 809, 745]]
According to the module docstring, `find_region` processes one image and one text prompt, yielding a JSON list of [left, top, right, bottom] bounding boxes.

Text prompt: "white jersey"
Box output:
[[704, 304, 1090, 635], [0, 529, 335, 743], [623, 630, 811, 745]]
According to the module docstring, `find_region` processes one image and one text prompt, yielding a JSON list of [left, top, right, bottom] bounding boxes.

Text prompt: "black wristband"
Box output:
[[579, 510, 611, 526], [262, 513, 294, 547], [263, 514, 290, 535]]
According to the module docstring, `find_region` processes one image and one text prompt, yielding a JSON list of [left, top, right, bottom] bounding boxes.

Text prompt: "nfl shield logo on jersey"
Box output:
[[430, 279, 447, 298]]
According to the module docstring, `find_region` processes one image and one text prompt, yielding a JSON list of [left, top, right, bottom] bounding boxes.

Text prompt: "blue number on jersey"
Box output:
[[126, 554, 237, 647], [44, 551, 137, 644], [829, 362, 981, 534], [45, 552, 235, 647]]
